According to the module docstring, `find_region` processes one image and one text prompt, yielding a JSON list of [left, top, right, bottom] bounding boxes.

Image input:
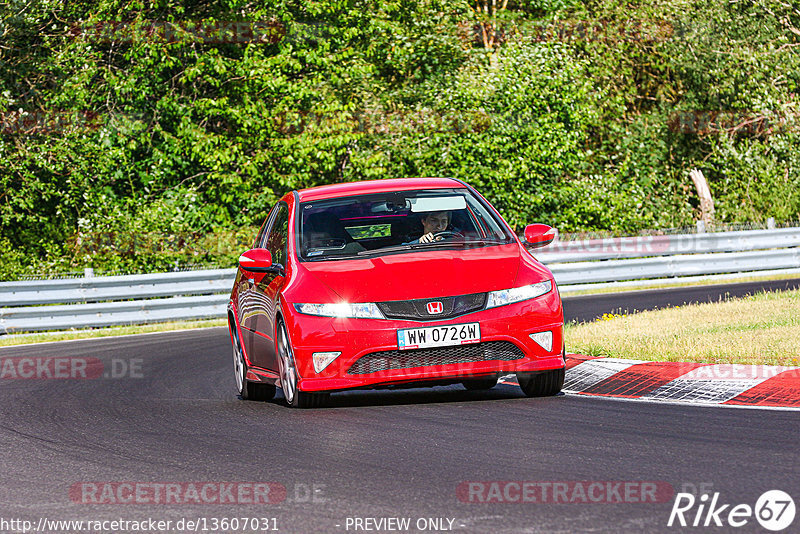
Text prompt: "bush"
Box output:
[[1, 0, 798, 278]]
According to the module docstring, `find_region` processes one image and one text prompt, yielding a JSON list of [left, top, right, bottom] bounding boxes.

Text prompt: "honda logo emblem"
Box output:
[[426, 301, 443, 314]]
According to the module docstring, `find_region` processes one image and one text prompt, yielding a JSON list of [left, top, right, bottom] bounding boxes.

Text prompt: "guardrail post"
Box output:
[[696, 220, 706, 234], [767, 217, 776, 229], [84, 268, 94, 278]]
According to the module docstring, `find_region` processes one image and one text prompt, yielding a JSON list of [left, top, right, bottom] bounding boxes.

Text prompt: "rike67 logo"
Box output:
[[668, 490, 795, 531]]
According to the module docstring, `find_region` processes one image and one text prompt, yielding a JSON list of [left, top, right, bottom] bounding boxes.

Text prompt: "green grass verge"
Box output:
[[0, 319, 228, 347], [565, 289, 800, 366]]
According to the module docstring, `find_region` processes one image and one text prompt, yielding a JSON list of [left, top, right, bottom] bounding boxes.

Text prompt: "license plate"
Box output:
[[397, 322, 481, 350]]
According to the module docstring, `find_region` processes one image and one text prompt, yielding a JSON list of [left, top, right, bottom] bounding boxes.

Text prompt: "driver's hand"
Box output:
[[420, 232, 436, 243]]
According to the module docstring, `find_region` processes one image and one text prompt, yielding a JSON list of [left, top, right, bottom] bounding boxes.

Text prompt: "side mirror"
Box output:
[[523, 224, 557, 248], [238, 248, 280, 273]]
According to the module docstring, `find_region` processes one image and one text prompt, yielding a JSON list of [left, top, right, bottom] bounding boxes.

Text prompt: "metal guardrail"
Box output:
[[1, 228, 799, 333], [0, 270, 235, 334], [0, 269, 235, 306], [534, 227, 800, 263], [548, 248, 800, 286], [1, 295, 229, 333]]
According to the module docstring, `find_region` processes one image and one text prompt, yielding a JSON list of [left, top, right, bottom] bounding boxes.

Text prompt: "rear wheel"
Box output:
[[517, 367, 565, 397], [232, 328, 275, 401], [462, 376, 499, 390], [277, 321, 329, 409]]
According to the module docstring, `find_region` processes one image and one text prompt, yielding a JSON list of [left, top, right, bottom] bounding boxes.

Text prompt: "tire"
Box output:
[[232, 327, 276, 401], [517, 367, 565, 397], [277, 320, 329, 409], [462, 376, 499, 390]]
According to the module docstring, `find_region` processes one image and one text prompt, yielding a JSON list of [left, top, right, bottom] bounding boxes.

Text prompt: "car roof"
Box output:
[[296, 177, 464, 202]]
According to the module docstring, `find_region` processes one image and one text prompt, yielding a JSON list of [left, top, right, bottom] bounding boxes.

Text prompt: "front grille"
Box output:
[[347, 341, 524, 375], [377, 292, 486, 321]]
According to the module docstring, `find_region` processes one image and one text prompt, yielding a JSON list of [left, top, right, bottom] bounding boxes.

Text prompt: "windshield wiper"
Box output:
[[356, 238, 507, 256], [458, 238, 507, 245], [357, 244, 415, 256], [417, 238, 507, 248]]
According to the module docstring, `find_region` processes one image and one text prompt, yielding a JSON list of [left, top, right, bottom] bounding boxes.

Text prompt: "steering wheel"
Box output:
[[432, 231, 464, 241], [307, 238, 346, 249]]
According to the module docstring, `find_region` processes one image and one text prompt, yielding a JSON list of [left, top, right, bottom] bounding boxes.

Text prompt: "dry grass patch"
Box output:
[[565, 289, 800, 366]]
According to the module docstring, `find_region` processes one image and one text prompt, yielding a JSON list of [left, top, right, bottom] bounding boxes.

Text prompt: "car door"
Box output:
[[243, 202, 289, 372], [239, 205, 277, 333]]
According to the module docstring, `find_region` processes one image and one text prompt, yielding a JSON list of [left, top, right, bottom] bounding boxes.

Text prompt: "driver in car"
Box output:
[[415, 211, 451, 243]]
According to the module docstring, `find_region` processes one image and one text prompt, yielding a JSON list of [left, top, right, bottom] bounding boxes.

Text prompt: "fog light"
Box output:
[[312, 352, 341, 373], [529, 331, 553, 353]]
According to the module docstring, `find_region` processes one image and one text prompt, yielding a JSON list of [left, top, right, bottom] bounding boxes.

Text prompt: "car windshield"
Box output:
[[298, 188, 514, 261]]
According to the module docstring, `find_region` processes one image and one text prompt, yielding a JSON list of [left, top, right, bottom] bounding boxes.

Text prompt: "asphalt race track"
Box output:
[[1, 284, 799, 534]]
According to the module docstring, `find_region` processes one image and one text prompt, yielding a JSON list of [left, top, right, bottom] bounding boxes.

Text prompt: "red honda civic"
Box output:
[[228, 177, 565, 407]]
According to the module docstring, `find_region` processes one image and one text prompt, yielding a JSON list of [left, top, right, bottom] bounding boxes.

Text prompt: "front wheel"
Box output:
[[517, 367, 565, 397], [232, 329, 275, 401], [277, 321, 329, 409]]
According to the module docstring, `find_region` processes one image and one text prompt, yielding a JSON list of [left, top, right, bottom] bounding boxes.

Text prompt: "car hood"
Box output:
[[297, 244, 545, 302]]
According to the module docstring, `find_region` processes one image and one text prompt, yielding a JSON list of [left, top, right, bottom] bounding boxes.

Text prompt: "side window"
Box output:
[[265, 203, 289, 268], [254, 204, 278, 248]]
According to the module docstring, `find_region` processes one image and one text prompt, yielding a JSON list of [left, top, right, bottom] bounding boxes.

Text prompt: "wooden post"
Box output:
[[689, 168, 715, 227]]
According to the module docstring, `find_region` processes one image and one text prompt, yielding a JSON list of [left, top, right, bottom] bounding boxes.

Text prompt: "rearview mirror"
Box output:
[[238, 248, 280, 273], [523, 224, 556, 248]]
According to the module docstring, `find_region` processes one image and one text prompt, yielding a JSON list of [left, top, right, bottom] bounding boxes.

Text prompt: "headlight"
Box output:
[[293, 302, 385, 319], [485, 280, 552, 309]]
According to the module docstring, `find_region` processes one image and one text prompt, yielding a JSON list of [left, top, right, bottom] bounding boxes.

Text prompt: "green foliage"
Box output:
[[704, 131, 800, 222], [1, 0, 798, 278]]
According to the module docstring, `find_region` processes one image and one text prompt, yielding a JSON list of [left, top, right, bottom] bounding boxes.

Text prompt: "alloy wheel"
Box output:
[[233, 335, 245, 394], [278, 323, 297, 405]]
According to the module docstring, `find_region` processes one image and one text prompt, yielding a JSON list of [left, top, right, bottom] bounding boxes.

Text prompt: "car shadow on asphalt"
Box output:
[[263, 383, 566, 409]]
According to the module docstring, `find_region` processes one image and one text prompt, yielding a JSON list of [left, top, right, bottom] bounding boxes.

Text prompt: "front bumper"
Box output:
[[284, 290, 564, 392]]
